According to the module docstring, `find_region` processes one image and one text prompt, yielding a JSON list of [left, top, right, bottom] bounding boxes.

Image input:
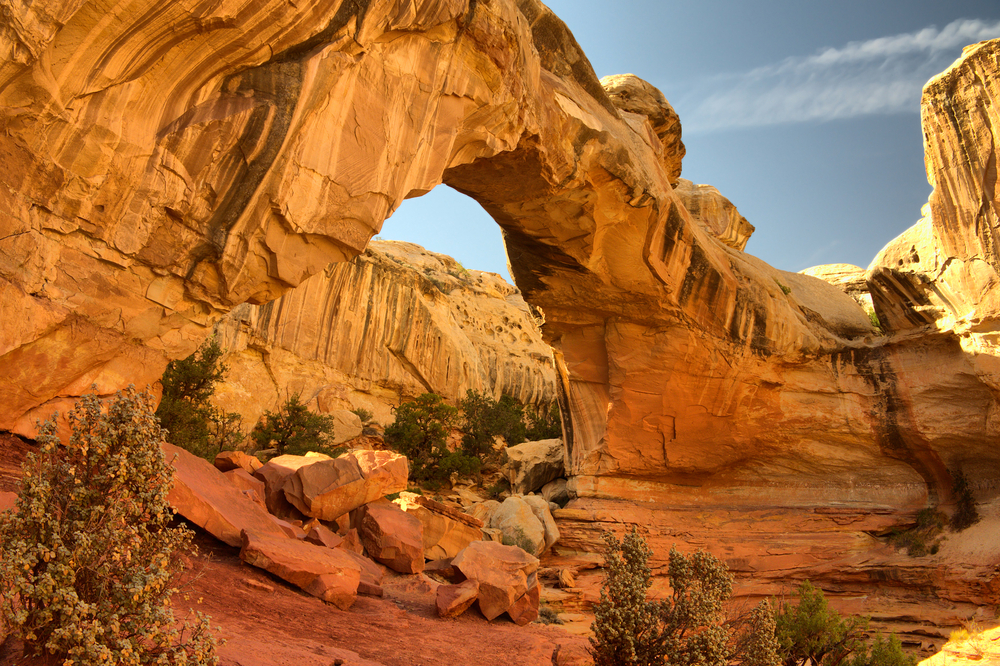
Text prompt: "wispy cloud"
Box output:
[[680, 19, 1000, 133]]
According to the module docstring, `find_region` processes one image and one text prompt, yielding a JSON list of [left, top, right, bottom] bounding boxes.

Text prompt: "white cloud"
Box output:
[[680, 19, 1000, 133]]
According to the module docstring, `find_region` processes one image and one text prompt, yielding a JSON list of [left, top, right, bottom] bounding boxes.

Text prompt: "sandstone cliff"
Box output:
[[211, 240, 557, 425], [0, 0, 998, 649]]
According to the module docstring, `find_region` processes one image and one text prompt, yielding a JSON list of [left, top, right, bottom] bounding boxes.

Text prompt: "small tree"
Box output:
[[0, 387, 217, 664], [384, 393, 480, 485], [590, 528, 734, 666], [460, 390, 526, 463], [156, 337, 243, 459], [775, 581, 868, 666], [251, 393, 336, 456], [525, 402, 563, 441], [736, 600, 782, 666]]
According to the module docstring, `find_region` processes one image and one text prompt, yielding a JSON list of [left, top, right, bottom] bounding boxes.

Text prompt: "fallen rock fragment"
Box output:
[[254, 453, 329, 517], [436, 579, 480, 618], [522, 494, 560, 554], [506, 581, 540, 626], [452, 540, 539, 621], [490, 496, 546, 556], [282, 450, 408, 521], [163, 442, 288, 546], [239, 530, 361, 610], [224, 468, 266, 507], [505, 439, 564, 495], [395, 491, 483, 559], [358, 502, 425, 574], [214, 450, 263, 474], [305, 522, 344, 549]]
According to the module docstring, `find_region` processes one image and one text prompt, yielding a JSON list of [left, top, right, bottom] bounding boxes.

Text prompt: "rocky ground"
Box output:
[[0, 433, 591, 666]]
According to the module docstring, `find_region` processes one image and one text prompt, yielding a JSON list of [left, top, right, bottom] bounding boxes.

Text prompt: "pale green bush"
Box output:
[[0, 387, 218, 664]]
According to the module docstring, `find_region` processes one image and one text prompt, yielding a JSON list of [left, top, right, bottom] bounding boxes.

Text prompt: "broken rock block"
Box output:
[[224, 468, 266, 507], [163, 442, 288, 547], [505, 438, 564, 495], [490, 496, 546, 556], [282, 450, 408, 521], [452, 540, 539, 621], [239, 529, 361, 610], [254, 453, 329, 518], [214, 450, 262, 475], [359, 502, 425, 574], [436, 579, 480, 618], [507, 580, 540, 626], [395, 491, 483, 559], [305, 522, 344, 549], [522, 494, 560, 554]]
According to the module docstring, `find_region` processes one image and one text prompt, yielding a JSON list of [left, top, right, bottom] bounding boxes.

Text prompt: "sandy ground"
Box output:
[[0, 433, 592, 666]]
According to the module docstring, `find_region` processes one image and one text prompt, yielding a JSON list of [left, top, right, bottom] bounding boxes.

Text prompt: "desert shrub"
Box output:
[[485, 478, 511, 500], [384, 393, 480, 485], [537, 605, 564, 625], [351, 407, 374, 423], [589, 528, 734, 666], [251, 393, 336, 457], [848, 633, 916, 666], [888, 509, 944, 557], [460, 390, 527, 462], [735, 599, 782, 666], [950, 469, 980, 530], [525, 402, 563, 441], [775, 581, 869, 666], [0, 387, 217, 664], [156, 337, 243, 459]]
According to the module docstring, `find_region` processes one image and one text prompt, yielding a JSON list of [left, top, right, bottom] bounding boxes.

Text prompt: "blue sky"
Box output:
[[380, 1, 1000, 279]]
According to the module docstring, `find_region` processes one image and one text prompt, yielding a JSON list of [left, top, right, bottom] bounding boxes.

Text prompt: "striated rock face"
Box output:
[[673, 178, 755, 251], [0, 0, 998, 645], [212, 241, 558, 425]]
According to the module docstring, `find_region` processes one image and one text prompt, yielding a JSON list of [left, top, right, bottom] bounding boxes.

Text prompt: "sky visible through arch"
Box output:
[[379, 1, 1000, 282]]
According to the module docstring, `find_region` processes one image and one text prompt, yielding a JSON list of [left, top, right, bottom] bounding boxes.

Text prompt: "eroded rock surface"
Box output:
[[212, 241, 559, 425]]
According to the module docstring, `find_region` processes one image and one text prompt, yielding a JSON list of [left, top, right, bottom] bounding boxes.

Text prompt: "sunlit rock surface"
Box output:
[[0, 0, 997, 646], [212, 241, 557, 425]]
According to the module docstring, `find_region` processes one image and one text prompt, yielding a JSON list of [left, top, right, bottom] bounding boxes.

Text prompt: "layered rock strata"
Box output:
[[212, 241, 558, 425], [0, 0, 998, 644]]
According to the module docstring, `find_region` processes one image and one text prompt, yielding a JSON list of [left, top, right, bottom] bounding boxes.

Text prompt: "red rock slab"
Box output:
[[338, 527, 365, 554], [359, 502, 425, 574], [214, 450, 263, 474], [253, 453, 329, 517], [239, 529, 361, 610], [453, 540, 539, 621], [395, 492, 484, 560], [163, 442, 288, 547], [305, 522, 344, 548], [224, 467, 266, 506], [269, 515, 308, 539], [436, 579, 480, 618], [507, 583, 540, 626], [283, 450, 408, 521]]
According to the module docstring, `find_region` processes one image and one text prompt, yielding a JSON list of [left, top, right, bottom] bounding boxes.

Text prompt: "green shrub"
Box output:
[[384, 393, 480, 485], [849, 633, 916, 666], [460, 390, 526, 463], [155, 337, 243, 459], [524, 402, 563, 441], [736, 600, 782, 666], [589, 528, 734, 666], [501, 526, 536, 555], [351, 407, 374, 424], [251, 394, 336, 457], [950, 469, 979, 530], [775, 580, 868, 666], [0, 387, 217, 664]]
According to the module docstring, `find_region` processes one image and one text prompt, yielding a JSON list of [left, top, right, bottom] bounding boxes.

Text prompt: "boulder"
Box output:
[[505, 439, 564, 495], [540, 478, 570, 506], [253, 453, 330, 517], [506, 580, 540, 626], [436, 579, 480, 618], [305, 522, 344, 549], [224, 468, 266, 507], [465, 500, 500, 524], [282, 450, 408, 521], [239, 530, 361, 610], [522, 495, 560, 554], [328, 410, 364, 444], [214, 450, 262, 475], [358, 502, 425, 574], [395, 492, 483, 560], [163, 442, 288, 547], [452, 540, 539, 621], [490, 496, 546, 556]]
